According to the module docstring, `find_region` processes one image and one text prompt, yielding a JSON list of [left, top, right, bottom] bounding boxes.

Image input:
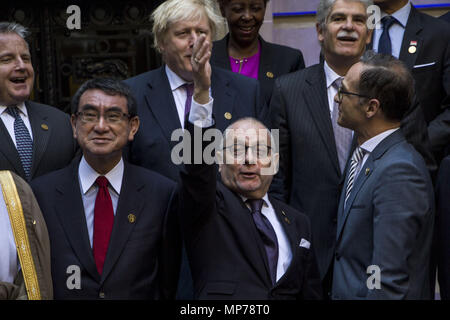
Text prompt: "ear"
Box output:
[[127, 116, 140, 142], [365, 98, 380, 119], [316, 22, 324, 43], [70, 114, 78, 139]]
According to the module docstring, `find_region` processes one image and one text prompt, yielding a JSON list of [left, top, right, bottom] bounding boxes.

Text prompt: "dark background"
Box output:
[[0, 0, 164, 112]]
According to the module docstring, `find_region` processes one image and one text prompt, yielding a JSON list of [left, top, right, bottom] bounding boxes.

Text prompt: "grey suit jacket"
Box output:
[[0, 101, 77, 181], [332, 130, 434, 299]]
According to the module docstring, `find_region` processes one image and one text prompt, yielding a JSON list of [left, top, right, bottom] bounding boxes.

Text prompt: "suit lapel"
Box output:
[[399, 6, 422, 70], [212, 35, 232, 70], [55, 159, 100, 281], [336, 131, 405, 241], [211, 68, 235, 131], [258, 37, 274, 92], [218, 185, 273, 287], [0, 114, 24, 176], [26, 101, 51, 178], [100, 162, 144, 283], [144, 67, 182, 147], [304, 65, 341, 175]]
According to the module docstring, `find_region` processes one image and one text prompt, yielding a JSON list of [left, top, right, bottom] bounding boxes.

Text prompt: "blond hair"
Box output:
[[151, 0, 222, 53]]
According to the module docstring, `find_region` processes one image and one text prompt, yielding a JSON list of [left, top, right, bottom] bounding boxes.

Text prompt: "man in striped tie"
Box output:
[[331, 51, 434, 299]]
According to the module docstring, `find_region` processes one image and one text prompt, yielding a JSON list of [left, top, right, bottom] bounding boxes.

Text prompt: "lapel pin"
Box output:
[[41, 124, 48, 131], [32, 220, 36, 225], [408, 41, 417, 54], [284, 217, 291, 224], [281, 210, 286, 216], [365, 168, 370, 176], [266, 71, 274, 78], [224, 112, 232, 120], [127, 214, 136, 224]]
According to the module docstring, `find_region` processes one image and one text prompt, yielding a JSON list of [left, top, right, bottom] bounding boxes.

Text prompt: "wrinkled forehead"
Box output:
[[223, 126, 271, 146]]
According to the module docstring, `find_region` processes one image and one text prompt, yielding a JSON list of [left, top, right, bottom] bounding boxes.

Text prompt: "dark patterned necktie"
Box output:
[[7, 107, 33, 180], [93, 176, 114, 275], [247, 199, 278, 285], [183, 83, 194, 122], [378, 16, 398, 55]]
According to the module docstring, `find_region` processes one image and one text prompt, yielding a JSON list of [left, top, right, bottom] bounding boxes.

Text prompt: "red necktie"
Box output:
[[93, 176, 114, 275]]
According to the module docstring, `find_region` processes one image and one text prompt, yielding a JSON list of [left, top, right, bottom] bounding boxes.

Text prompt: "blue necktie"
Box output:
[[378, 16, 398, 55], [7, 107, 33, 180], [248, 199, 278, 285]]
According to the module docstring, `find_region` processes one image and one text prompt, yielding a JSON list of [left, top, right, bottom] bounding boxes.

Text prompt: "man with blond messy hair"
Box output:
[[125, 0, 267, 299]]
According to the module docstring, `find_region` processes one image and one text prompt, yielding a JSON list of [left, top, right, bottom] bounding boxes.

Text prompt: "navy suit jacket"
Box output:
[[211, 34, 305, 105], [371, 6, 450, 160], [124, 66, 267, 183], [179, 122, 322, 300], [0, 101, 77, 181], [436, 155, 450, 300], [30, 158, 180, 299], [332, 130, 434, 299]]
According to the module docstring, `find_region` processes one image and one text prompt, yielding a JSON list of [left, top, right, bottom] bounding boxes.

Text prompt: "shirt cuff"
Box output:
[[188, 96, 214, 128]]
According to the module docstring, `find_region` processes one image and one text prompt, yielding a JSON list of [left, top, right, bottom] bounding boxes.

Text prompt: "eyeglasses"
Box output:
[[223, 144, 272, 160], [76, 110, 132, 124], [337, 86, 370, 103]]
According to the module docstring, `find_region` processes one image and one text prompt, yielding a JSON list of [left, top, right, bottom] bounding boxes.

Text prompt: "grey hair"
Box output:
[[151, 0, 222, 53], [0, 21, 29, 39], [316, 0, 374, 29]]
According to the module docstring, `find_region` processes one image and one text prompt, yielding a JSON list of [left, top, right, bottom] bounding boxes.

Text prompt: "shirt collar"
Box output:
[[240, 193, 270, 208], [165, 64, 191, 91], [359, 128, 400, 154], [380, 1, 411, 28], [0, 102, 29, 117], [324, 61, 342, 89], [78, 156, 124, 195]]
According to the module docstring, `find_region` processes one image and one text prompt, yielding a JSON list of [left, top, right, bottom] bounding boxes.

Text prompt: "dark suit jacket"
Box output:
[[440, 11, 450, 23], [332, 131, 434, 299], [436, 155, 450, 300], [30, 158, 180, 300], [0, 101, 77, 181], [371, 6, 450, 160], [124, 66, 267, 183], [211, 34, 305, 105], [179, 122, 322, 300], [269, 63, 434, 281]]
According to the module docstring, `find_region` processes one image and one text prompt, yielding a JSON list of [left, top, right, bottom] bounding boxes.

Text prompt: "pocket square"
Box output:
[[413, 62, 436, 69], [299, 238, 311, 249]]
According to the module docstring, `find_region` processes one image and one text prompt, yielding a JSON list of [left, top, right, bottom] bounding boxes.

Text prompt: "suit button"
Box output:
[[335, 252, 341, 261], [99, 291, 105, 299]]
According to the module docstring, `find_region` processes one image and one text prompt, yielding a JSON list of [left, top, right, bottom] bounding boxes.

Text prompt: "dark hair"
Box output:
[[358, 51, 414, 122], [71, 78, 137, 117]]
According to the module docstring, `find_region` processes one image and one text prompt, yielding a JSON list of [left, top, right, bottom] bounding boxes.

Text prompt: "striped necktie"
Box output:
[[7, 107, 33, 180], [344, 146, 366, 206]]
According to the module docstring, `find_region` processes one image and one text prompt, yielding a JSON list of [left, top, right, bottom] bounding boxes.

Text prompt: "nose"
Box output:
[[343, 17, 355, 30], [189, 30, 199, 47], [94, 115, 110, 132], [245, 147, 257, 165], [15, 57, 26, 70], [241, 8, 252, 21]]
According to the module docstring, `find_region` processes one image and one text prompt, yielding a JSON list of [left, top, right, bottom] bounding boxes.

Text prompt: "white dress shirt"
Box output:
[[372, 1, 412, 59], [0, 102, 34, 146], [78, 156, 123, 247], [356, 128, 400, 178], [0, 186, 19, 283], [242, 194, 293, 282], [324, 61, 342, 115], [165, 65, 214, 129]]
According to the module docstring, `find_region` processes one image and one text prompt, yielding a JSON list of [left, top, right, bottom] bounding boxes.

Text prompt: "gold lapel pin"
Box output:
[[284, 217, 291, 224], [127, 214, 136, 224], [224, 112, 232, 120], [365, 168, 370, 175], [266, 71, 274, 78], [41, 124, 49, 131]]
